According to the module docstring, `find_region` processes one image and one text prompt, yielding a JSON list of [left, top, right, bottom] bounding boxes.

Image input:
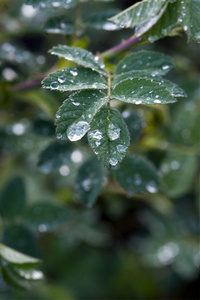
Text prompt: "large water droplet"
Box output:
[[88, 129, 103, 140], [109, 157, 118, 166], [51, 81, 58, 89], [67, 121, 90, 141], [146, 181, 158, 193], [108, 122, 120, 140]]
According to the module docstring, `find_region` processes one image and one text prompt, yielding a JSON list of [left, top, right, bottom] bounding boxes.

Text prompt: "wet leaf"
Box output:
[[42, 68, 107, 92], [88, 108, 130, 168], [112, 154, 159, 196], [122, 110, 145, 143], [0, 177, 26, 219], [55, 90, 107, 141], [75, 158, 103, 207], [115, 50, 173, 76], [111, 77, 176, 105], [49, 45, 107, 76], [109, 0, 168, 36], [160, 153, 197, 197]]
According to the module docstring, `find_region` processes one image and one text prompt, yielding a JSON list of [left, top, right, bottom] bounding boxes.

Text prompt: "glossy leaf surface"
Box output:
[[42, 68, 107, 92], [88, 108, 130, 168], [56, 90, 107, 141], [49, 45, 107, 76]]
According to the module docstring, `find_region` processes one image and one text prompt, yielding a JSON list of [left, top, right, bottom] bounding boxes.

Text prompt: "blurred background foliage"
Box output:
[[0, 0, 199, 299]]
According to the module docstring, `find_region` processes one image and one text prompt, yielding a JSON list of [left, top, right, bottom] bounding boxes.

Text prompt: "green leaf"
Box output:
[[26, 0, 78, 9], [112, 154, 159, 196], [45, 16, 75, 35], [160, 153, 197, 197], [38, 140, 74, 173], [115, 50, 173, 76], [21, 202, 70, 232], [170, 101, 200, 147], [122, 110, 145, 143], [109, 0, 168, 35], [111, 78, 176, 105], [42, 68, 107, 92], [88, 108, 130, 168], [84, 9, 121, 31], [1, 265, 30, 289], [56, 90, 107, 141], [75, 158, 103, 207], [49, 45, 107, 76], [0, 177, 26, 219], [0, 243, 41, 265]]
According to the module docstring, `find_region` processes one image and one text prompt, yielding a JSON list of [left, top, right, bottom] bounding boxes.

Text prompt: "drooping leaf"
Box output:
[[49, 45, 107, 76], [0, 243, 41, 265], [115, 50, 173, 76], [55, 90, 107, 141], [26, 0, 78, 9], [111, 78, 176, 105], [45, 16, 75, 35], [84, 9, 121, 31], [0, 177, 26, 219], [42, 68, 107, 92], [113, 74, 186, 98], [21, 202, 70, 232], [38, 140, 74, 173], [109, 0, 169, 36], [88, 108, 130, 168], [160, 153, 197, 197], [112, 154, 159, 195], [75, 157, 103, 207], [122, 109, 145, 143]]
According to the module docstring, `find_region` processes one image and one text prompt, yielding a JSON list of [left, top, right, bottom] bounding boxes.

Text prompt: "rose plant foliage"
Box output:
[[0, 0, 199, 296]]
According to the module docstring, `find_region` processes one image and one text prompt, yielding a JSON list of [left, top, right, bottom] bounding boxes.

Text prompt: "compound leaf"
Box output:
[[112, 154, 159, 196], [109, 0, 168, 36], [75, 158, 103, 207], [49, 45, 107, 76], [111, 77, 176, 105], [56, 90, 107, 141], [88, 108, 130, 168], [42, 68, 107, 92], [115, 50, 173, 76]]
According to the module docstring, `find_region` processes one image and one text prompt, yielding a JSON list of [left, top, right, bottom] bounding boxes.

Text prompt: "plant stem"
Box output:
[[100, 36, 142, 60]]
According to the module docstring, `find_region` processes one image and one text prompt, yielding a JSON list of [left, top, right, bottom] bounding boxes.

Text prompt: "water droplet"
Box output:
[[146, 181, 158, 193], [134, 174, 142, 185], [94, 56, 99, 62], [58, 76, 65, 83], [67, 121, 90, 141], [155, 95, 159, 98], [57, 133, 62, 139], [70, 70, 78, 76], [51, 81, 58, 89], [162, 65, 169, 70], [56, 113, 61, 119], [95, 141, 101, 146], [59, 165, 70, 176], [170, 160, 180, 170], [81, 178, 91, 191], [108, 122, 120, 140], [117, 144, 127, 153], [183, 25, 188, 31], [52, 1, 60, 7], [135, 100, 142, 105], [88, 129, 103, 140], [109, 157, 118, 166], [72, 102, 80, 106], [154, 100, 161, 104], [122, 64, 127, 69], [136, 11, 140, 17]]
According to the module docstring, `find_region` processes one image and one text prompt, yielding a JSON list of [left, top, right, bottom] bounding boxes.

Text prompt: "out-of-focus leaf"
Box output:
[[111, 78, 176, 105], [115, 50, 173, 76], [112, 154, 159, 196], [109, 0, 168, 35], [26, 0, 78, 9], [75, 158, 102, 207], [49, 45, 107, 76], [0, 215, 2, 239], [122, 109, 145, 143], [0, 177, 26, 219], [2, 265, 30, 289], [85, 9, 121, 31], [170, 101, 200, 147], [55, 90, 107, 141], [32, 119, 55, 136], [21, 202, 70, 232], [0, 243, 41, 265], [38, 140, 74, 173], [88, 108, 130, 168], [45, 16, 75, 35], [160, 153, 197, 197], [42, 68, 107, 92]]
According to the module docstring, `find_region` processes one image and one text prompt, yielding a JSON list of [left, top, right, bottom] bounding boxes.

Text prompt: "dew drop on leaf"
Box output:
[[67, 121, 90, 141], [146, 181, 158, 193], [70, 70, 78, 76], [109, 157, 118, 166], [108, 122, 120, 140], [117, 144, 127, 153], [58, 76, 66, 83], [51, 81, 59, 89]]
